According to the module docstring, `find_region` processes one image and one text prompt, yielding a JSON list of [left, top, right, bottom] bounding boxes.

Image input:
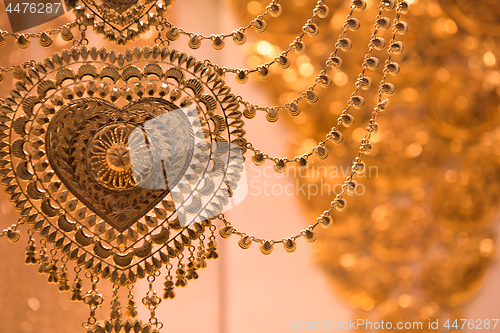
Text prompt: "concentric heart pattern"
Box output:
[[0, 46, 247, 283]]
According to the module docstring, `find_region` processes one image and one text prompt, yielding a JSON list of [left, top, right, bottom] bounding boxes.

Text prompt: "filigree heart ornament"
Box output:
[[73, 0, 175, 44], [45, 97, 194, 233], [0, 45, 247, 288]]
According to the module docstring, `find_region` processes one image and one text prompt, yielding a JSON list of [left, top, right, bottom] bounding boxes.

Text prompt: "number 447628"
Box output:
[[5, 2, 62, 14], [444, 319, 498, 330]]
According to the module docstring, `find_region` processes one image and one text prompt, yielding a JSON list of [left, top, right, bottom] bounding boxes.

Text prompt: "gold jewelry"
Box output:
[[71, 0, 175, 45], [0, 22, 80, 49], [162, 0, 285, 49], [162, 0, 327, 52], [0, 0, 410, 331]]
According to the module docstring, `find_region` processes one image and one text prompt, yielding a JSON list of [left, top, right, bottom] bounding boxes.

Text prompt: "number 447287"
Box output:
[[5, 2, 62, 14], [444, 319, 498, 330]]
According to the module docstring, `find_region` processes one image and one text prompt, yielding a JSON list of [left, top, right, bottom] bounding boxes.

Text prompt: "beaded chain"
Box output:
[[0, 21, 79, 50], [218, 0, 410, 255], [161, 0, 329, 79], [161, 0, 284, 50], [244, 0, 407, 172]]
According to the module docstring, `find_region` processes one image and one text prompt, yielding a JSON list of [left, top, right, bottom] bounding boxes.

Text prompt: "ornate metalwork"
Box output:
[[0, 45, 246, 278]]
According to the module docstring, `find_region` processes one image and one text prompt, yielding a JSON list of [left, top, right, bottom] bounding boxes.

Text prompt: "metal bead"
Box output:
[[288, 102, 300, 116], [258, 66, 270, 80], [399, 1, 410, 13], [278, 55, 290, 69], [253, 19, 267, 33], [269, 3, 282, 17], [158, 83, 170, 97], [219, 226, 233, 239], [304, 229, 316, 243], [260, 240, 273, 255], [333, 198, 347, 212], [381, 83, 396, 95], [156, 3, 167, 16], [165, 27, 180, 41], [283, 239, 297, 253], [315, 146, 329, 160], [233, 30, 246, 45], [293, 39, 305, 53], [93, 22, 105, 34], [243, 106, 256, 119], [266, 109, 279, 122], [386, 62, 400, 75], [371, 37, 386, 50], [395, 21, 408, 35], [16, 34, 30, 49], [7, 229, 21, 242], [127, 29, 139, 42], [188, 35, 202, 49], [318, 74, 332, 88], [60, 27, 74, 41], [84, 14, 95, 26], [350, 95, 365, 109], [346, 180, 359, 194], [0, 34, 5, 47], [369, 121, 379, 133], [252, 153, 265, 166], [357, 76, 372, 90], [377, 17, 392, 30], [0, 73, 3, 83], [306, 90, 319, 104], [353, 161, 366, 174], [235, 70, 248, 84], [339, 37, 352, 51], [361, 139, 372, 154], [381, 0, 396, 10], [211, 35, 225, 50], [104, 29, 116, 42], [304, 22, 319, 37], [319, 215, 333, 229], [390, 41, 405, 54], [330, 130, 344, 144], [365, 56, 379, 70], [238, 235, 252, 249], [297, 157, 307, 169], [346, 18, 360, 31], [327, 56, 343, 69], [274, 159, 286, 173], [39, 32, 53, 47], [340, 113, 354, 127], [13, 65, 26, 79], [353, 0, 366, 10], [317, 4, 329, 18]]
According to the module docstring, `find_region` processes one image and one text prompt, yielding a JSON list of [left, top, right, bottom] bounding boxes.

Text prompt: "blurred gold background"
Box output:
[[1, 0, 500, 332]]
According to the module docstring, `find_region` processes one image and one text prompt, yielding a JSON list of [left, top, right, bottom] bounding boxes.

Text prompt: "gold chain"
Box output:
[[179, 0, 328, 81], [194, 0, 367, 119], [162, 0, 283, 46], [243, 0, 406, 170], [218, 0, 409, 255], [0, 20, 79, 49]]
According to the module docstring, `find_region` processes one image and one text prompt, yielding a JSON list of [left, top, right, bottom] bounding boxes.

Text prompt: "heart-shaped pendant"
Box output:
[[0, 45, 246, 276], [45, 97, 194, 233]]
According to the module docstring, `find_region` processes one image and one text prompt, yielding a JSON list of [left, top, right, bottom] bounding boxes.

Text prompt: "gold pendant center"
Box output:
[[106, 143, 131, 172]]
